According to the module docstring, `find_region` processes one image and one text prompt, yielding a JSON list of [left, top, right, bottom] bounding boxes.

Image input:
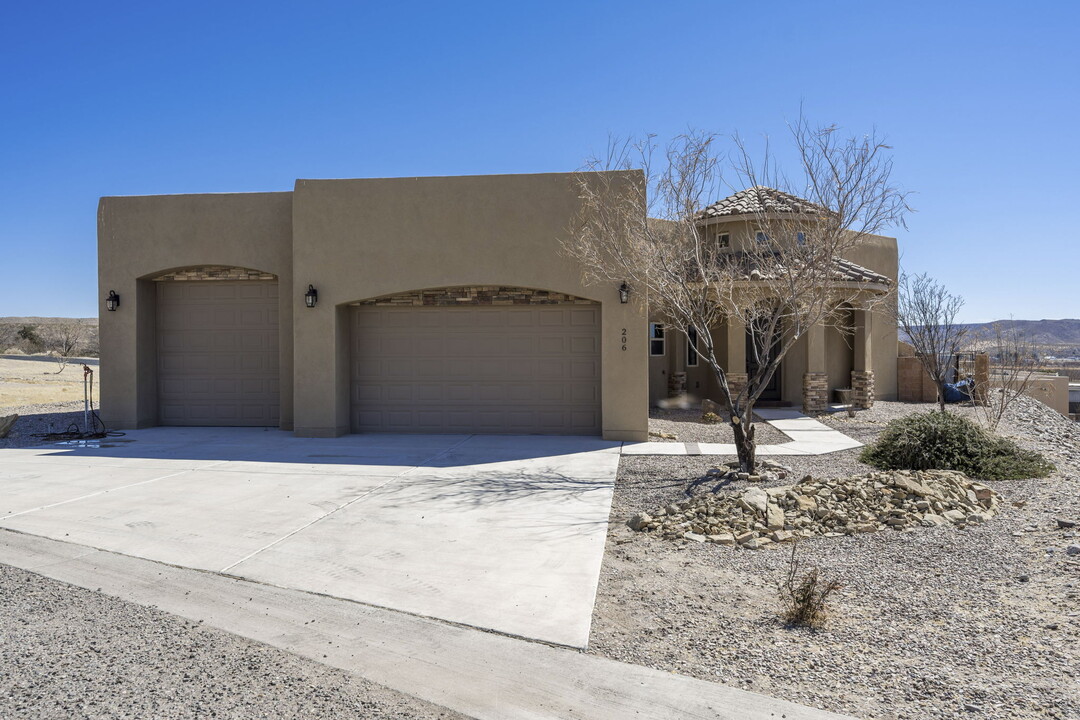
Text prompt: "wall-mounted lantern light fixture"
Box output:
[[304, 284, 318, 308], [618, 282, 630, 304], [105, 290, 120, 311]]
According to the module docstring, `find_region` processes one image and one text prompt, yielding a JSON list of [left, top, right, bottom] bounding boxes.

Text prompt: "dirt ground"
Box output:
[[591, 399, 1080, 720], [0, 356, 100, 412]]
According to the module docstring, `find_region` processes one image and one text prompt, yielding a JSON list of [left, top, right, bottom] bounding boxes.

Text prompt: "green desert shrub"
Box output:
[[859, 411, 1054, 481]]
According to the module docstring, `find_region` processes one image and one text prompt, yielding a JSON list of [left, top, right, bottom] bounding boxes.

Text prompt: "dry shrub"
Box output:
[[859, 410, 1054, 480], [701, 411, 721, 424], [780, 541, 842, 629]]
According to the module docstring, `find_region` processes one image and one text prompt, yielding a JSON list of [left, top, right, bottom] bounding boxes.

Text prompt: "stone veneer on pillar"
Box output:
[[725, 373, 748, 404], [668, 371, 687, 398], [802, 372, 829, 415], [852, 370, 875, 409]]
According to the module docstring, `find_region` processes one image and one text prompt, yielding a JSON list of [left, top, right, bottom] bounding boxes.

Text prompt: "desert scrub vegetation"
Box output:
[[859, 411, 1054, 480], [779, 542, 842, 629]]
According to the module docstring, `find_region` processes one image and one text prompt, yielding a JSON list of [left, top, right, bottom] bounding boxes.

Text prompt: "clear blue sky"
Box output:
[[1, 0, 1076, 323]]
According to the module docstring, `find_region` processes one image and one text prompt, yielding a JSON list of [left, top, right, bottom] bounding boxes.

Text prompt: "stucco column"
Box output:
[[802, 322, 828, 415], [723, 316, 748, 400], [292, 295, 349, 437], [852, 304, 875, 408]]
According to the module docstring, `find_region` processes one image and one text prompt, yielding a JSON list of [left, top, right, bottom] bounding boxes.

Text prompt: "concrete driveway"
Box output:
[[0, 429, 622, 648]]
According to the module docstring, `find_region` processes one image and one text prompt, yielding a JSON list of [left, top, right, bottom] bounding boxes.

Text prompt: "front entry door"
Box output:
[[746, 325, 782, 401]]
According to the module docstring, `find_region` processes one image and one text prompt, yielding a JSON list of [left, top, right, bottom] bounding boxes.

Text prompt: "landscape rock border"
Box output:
[[628, 469, 1002, 549]]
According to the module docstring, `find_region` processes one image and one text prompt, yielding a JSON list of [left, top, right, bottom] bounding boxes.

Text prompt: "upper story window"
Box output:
[[717, 232, 730, 248], [797, 232, 807, 246], [755, 231, 770, 244], [649, 323, 665, 356], [686, 326, 699, 367]]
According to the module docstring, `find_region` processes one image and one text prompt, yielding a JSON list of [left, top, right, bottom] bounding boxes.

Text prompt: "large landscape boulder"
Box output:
[[0, 414, 17, 439]]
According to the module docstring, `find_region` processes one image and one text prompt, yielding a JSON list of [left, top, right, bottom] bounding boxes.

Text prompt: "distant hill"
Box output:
[[0, 317, 99, 356], [0, 317, 97, 326], [961, 319, 1080, 348]]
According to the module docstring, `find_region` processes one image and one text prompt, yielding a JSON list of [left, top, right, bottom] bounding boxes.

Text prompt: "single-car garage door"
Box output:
[[350, 305, 601, 434], [157, 280, 279, 426]]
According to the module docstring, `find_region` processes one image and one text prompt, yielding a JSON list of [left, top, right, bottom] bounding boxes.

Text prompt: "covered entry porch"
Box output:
[[648, 305, 877, 415]]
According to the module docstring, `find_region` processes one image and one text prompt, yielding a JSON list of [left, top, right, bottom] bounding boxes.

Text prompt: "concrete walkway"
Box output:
[[0, 530, 856, 720], [621, 408, 862, 456]]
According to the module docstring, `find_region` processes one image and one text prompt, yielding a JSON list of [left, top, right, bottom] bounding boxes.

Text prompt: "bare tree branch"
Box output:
[[43, 323, 84, 374], [564, 116, 910, 472], [891, 273, 967, 412], [973, 320, 1040, 430]]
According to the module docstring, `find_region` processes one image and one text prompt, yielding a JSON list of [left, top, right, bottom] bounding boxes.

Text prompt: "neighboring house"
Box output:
[[97, 176, 897, 441], [647, 187, 898, 413]]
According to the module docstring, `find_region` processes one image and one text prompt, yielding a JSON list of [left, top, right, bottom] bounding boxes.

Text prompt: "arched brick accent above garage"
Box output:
[[351, 286, 597, 307], [150, 266, 277, 282]]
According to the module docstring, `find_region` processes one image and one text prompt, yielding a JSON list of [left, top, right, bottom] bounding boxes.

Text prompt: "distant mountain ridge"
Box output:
[[961, 319, 1080, 347], [0, 317, 97, 325]]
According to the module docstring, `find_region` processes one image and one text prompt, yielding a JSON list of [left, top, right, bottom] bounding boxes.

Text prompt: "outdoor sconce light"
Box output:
[[304, 284, 318, 308], [105, 290, 120, 311], [618, 282, 630, 304]]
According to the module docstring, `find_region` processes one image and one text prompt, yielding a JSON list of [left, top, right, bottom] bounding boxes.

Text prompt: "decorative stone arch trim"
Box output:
[[149, 265, 277, 282], [350, 285, 598, 307]]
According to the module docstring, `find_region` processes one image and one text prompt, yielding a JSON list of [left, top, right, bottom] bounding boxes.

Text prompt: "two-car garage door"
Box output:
[[350, 305, 601, 435]]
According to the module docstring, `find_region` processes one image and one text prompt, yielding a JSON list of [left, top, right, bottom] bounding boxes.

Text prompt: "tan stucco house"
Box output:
[[97, 174, 897, 442]]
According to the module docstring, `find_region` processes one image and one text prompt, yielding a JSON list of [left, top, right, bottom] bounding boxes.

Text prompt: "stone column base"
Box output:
[[668, 371, 687, 398], [725, 373, 748, 403], [802, 372, 829, 416], [851, 370, 875, 409]]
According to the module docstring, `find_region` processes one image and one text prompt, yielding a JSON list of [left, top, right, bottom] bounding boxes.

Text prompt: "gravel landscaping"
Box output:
[[0, 400, 97, 448], [0, 563, 462, 720], [591, 397, 1080, 720], [649, 407, 790, 445]]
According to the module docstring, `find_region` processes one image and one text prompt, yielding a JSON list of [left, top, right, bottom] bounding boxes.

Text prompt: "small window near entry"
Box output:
[[649, 323, 665, 356], [755, 231, 770, 244], [797, 232, 807, 246], [687, 327, 699, 367], [717, 232, 730, 248]]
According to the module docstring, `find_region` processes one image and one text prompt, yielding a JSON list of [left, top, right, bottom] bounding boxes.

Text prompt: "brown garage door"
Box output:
[[157, 280, 279, 426], [350, 305, 601, 434]]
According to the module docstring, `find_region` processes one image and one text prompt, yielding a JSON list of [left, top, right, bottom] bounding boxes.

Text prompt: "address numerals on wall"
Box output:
[[621, 328, 627, 352]]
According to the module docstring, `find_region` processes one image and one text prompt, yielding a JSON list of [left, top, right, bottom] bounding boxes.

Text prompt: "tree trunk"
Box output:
[[731, 413, 757, 473]]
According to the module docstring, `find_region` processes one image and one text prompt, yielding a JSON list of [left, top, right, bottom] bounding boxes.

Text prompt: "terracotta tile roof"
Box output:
[[699, 186, 829, 219], [832, 257, 891, 285], [722, 253, 891, 286]]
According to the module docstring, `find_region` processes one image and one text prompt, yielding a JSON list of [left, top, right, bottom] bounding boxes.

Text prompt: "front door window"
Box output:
[[746, 321, 781, 401]]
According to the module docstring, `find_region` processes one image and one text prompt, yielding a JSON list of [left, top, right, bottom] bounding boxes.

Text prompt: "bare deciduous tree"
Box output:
[[975, 320, 1039, 430], [892, 273, 967, 412], [43, 323, 85, 373], [565, 118, 910, 472]]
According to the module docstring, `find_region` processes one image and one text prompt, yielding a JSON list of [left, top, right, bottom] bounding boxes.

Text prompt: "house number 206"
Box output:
[[621, 328, 627, 351]]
